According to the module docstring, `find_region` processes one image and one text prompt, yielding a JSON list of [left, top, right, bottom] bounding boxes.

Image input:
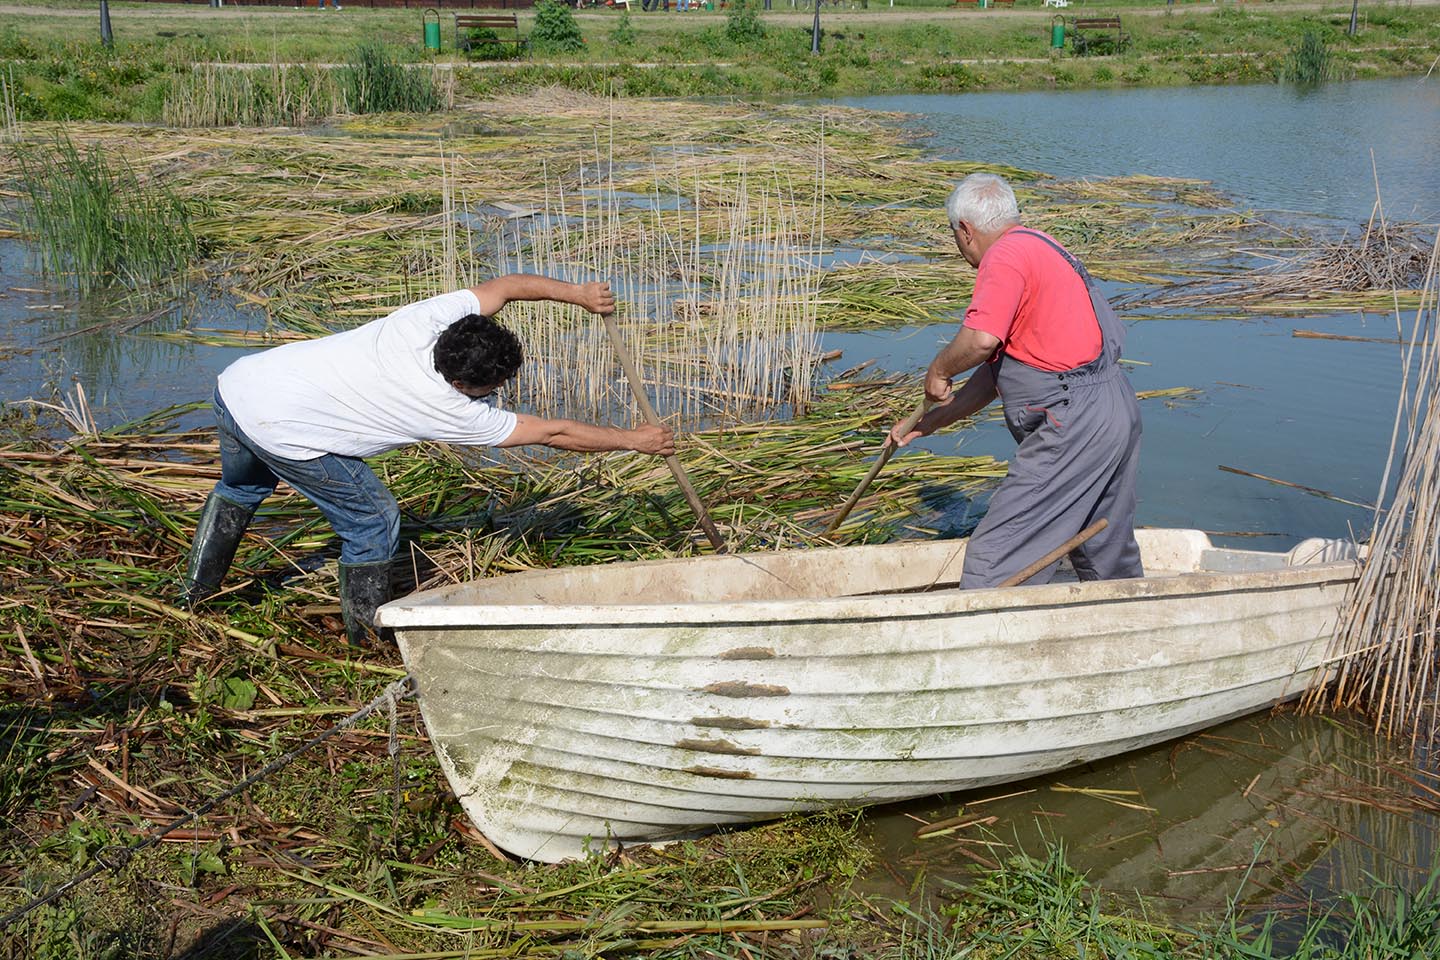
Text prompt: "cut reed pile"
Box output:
[[1126, 220, 1433, 316], [0, 384, 996, 952], [1305, 227, 1440, 743]]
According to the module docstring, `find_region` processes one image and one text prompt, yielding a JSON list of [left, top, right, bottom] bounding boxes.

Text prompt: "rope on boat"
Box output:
[[0, 674, 417, 930]]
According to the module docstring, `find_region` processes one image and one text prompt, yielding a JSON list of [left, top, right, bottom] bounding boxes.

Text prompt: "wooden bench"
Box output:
[[1069, 16, 1129, 54], [453, 13, 528, 58], [954, 0, 1015, 8]]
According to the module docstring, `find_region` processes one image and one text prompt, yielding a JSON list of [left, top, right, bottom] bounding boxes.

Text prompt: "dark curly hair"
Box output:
[[433, 314, 523, 390]]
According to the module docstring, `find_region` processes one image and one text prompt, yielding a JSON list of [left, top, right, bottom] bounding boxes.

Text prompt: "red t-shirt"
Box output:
[[962, 227, 1101, 373]]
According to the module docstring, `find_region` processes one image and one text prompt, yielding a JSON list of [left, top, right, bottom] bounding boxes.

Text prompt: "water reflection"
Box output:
[[0, 245, 263, 424], [861, 710, 1440, 920]]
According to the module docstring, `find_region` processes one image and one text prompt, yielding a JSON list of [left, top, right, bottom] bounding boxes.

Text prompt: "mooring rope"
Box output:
[[0, 673, 417, 929]]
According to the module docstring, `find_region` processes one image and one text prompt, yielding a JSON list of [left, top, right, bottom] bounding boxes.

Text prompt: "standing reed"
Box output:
[[420, 144, 825, 430], [1307, 229, 1440, 743], [340, 42, 450, 116], [0, 67, 18, 144], [11, 135, 198, 296], [162, 62, 342, 128]]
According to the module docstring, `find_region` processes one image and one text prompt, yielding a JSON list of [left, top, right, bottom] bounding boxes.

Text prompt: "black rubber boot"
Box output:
[[339, 560, 393, 649], [181, 494, 255, 605]]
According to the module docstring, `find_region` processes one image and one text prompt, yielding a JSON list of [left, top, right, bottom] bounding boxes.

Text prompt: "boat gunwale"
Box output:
[[378, 558, 1359, 628]]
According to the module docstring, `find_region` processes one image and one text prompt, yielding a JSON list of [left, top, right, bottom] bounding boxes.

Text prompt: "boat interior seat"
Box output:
[[1199, 538, 1360, 574]]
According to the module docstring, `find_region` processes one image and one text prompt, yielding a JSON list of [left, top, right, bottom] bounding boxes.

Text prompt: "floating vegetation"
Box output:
[[8, 135, 198, 297], [1127, 220, 1435, 313], [1310, 230, 1440, 743]]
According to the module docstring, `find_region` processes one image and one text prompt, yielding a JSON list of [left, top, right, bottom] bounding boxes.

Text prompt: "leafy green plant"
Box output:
[[609, 10, 638, 49], [12, 135, 198, 296], [531, 0, 585, 55], [725, 0, 767, 46]]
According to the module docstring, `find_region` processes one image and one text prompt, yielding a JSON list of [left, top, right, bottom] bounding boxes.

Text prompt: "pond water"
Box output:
[[3, 78, 1438, 925]]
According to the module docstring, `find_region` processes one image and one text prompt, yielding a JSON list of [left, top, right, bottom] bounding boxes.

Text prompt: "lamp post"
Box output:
[[99, 0, 113, 47], [811, 0, 821, 53], [1347, 0, 1358, 36]]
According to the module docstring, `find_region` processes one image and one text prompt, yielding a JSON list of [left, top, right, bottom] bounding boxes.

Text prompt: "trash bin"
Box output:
[[423, 8, 441, 53], [1050, 14, 1065, 48]]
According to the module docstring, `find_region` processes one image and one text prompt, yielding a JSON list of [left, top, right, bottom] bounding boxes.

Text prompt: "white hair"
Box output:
[[945, 173, 1021, 233]]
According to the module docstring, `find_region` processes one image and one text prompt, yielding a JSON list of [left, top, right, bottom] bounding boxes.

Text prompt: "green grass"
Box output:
[[0, 1, 1435, 117]]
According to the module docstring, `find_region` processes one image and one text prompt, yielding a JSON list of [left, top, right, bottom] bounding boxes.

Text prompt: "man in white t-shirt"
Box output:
[[182, 274, 675, 647]]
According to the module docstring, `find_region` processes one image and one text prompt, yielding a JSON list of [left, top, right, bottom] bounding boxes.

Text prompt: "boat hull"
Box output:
[[379, 530, 1357, 862]]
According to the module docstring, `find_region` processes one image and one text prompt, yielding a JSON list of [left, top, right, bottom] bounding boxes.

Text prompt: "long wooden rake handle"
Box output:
[[823, 398, 931, 537], [999, 518, 1108, 587], [602, 315, 727, 553]]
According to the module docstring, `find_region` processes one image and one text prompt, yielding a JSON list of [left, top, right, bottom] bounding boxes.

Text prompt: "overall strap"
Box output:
[[1013, 228, 1092, 284]]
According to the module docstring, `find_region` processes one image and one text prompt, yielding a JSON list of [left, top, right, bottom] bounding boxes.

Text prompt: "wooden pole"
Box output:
[[999, 518, 1108, 587], [602, 315, 726, 553], [822, 398, 929, 537]]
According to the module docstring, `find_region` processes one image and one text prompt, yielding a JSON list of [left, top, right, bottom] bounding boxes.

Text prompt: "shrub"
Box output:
[[725, 0, 766, 46], [609, 11, 638, 48], [531, 0, 585, 55]]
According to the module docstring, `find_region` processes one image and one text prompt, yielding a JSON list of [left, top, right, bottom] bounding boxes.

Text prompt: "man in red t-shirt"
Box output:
[[890, 173, 1143, 588]]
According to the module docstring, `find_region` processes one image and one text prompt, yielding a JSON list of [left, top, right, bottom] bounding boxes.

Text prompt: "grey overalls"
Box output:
[[959, 229, 1144, 588]]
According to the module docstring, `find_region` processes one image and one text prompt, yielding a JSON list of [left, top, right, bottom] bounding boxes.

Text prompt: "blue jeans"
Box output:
[[211, 388, 399, 565]]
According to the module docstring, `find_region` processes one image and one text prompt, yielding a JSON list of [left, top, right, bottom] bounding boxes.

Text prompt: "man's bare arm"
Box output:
[[468, 275, 615, 317], [498, 415, 675, 455], [925, 326, 1002, 403], [891, 364, 998, 447]]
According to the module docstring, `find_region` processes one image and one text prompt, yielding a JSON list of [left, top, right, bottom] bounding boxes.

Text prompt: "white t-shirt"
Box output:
[[218, 289, 518, 461]]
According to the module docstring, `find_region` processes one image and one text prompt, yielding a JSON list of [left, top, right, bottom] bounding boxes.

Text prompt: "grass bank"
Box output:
[[0, 0, 1437, 118]]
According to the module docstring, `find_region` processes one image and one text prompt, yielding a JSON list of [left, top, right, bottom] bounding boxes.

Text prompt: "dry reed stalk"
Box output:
[[1131, 221, 1432, 311], [1305, 228, 1440, 744], [477, 143, 823, 430]]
